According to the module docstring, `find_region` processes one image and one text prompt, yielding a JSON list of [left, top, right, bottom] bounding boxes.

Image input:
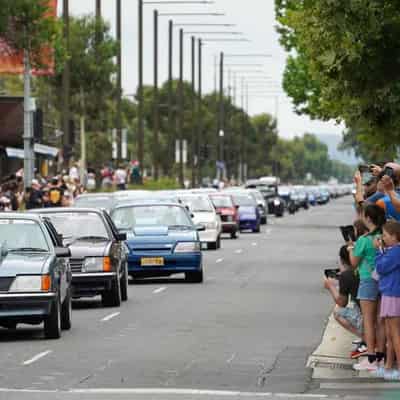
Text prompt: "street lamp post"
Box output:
[[153, 9, 160, 179], [178, 28, 184, 187], [116, 0, 122, 162], [138, 0, 144, 181], [218, 51, 224, 179]]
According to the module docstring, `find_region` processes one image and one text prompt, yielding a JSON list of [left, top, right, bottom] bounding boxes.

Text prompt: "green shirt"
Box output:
[[353, 232, 380, 280]]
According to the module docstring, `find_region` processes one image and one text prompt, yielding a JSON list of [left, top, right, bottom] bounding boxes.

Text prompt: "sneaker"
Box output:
[[350, 345, 368, 359], [352, 339, 364, 345], [371, 366, 385, 378], [384, 369, 400, 381], [353, 357, 377, 371]]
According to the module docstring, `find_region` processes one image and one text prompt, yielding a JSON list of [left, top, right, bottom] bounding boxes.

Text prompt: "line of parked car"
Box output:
[[0, 179, 352, 339]]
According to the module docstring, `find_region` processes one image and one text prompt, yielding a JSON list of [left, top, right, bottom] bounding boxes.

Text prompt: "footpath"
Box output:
[[308, 310, 400, 392]]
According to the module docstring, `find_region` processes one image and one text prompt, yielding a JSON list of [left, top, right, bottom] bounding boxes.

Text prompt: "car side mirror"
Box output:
[[196, 224, 206, 232], [116, 233, 127, 241], [55, 247, 71, 258]]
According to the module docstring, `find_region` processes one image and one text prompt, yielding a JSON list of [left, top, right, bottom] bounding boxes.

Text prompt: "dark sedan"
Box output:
[[0, 213, 72, 339], [30, 208, 128, 307]]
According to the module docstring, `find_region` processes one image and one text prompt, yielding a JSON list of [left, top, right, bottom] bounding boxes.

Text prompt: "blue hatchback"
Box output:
[[110, 202, 204, 283]]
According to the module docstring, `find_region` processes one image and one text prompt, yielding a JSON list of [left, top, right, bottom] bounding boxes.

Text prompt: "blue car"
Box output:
[[227, 193, 261, 233], [110, 202, 204, 283]]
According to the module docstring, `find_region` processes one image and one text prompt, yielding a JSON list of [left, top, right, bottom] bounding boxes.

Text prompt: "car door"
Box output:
[[43, 219, 69, 302]]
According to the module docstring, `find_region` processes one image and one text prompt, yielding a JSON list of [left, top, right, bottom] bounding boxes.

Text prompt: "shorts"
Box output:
[[335, 304, 363, 334], [380, 296, 400, 318], [357, 278, 379, 301]]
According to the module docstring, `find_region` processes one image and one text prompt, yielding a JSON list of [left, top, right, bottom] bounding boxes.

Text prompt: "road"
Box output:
[[0, 197, 379, 400]]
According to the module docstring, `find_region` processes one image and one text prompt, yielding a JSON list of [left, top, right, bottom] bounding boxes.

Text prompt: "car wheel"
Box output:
[[209, 241, 218, 250], [61, 289, 72, 330], [44, 296, 61, 339], [216, 236, 221, 249], [185, 270, 203, 283], [253, 225, 261, 233], [120, 266, 128, 302], [102, 277, 121, 307], [261, 216, 267, 225]]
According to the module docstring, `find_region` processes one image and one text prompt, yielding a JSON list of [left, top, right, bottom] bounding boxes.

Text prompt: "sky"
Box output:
[[60, 0, 344, 138]]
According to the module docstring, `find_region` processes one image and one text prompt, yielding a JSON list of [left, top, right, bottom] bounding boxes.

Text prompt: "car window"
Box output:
[[0, 219, 49, 252], [111, 205, 193, 230], [210, 196, 234, 208], [43, 212, 110, 241], [231, 195, 257, 207], [180, 196, 213, 212]]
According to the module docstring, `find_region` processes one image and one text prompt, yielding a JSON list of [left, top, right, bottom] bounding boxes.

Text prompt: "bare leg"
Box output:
[[376, 299, 386, 354], [385, 319, 394, 370], [388, 317, 400, 370], [360, 299, 377, 355]]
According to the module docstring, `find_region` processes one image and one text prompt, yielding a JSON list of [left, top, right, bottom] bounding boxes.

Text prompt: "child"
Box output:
[[375, 221, 400, 380]]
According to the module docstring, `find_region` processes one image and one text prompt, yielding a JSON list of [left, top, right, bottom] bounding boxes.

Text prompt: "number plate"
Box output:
[[141, 257, 164, 267]]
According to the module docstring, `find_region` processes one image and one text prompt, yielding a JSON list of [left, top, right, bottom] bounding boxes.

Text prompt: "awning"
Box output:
[[6, 144, 59, 159]]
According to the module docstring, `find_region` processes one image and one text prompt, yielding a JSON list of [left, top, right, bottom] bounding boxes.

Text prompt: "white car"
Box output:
[[179, 194, 222, 250]]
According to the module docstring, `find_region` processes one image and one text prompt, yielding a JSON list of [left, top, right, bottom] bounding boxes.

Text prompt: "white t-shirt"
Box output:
[[115, 169, 127, 184]]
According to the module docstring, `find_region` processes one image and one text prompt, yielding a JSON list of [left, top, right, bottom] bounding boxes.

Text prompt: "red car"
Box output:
[[209, 194, 239, 239]]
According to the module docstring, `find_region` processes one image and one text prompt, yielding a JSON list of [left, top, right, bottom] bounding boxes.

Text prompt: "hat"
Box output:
[[31, 179, 39, 186]]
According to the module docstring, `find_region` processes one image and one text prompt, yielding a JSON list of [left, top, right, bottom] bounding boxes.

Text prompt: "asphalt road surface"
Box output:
[[1, 197, 382, 400]]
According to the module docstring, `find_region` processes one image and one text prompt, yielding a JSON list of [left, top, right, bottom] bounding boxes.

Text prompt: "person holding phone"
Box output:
[[348, 204, 386, 371], [324, 246, 363, 351]]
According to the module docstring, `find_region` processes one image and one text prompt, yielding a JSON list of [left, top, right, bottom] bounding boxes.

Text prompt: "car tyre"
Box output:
[[231, 230, 239, 239], [185, 270, 203, 283], [102, 277, 121, 307], [120, 265, 128, 302], [253, 225, 261, 233], [61, 289, 72, 330], [209, 241, 218, 250], [216, 236, 221, 249], [261, 216, 267, 225], [44, 296, 61, 339]]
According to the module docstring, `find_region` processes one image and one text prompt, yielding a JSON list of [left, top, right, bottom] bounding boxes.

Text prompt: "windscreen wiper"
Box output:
[[9, 247, 48, 252]]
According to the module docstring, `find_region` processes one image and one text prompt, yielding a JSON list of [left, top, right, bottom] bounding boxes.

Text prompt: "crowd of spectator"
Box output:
[[0, 163, 137, 211], [324, 162, 400, 380]]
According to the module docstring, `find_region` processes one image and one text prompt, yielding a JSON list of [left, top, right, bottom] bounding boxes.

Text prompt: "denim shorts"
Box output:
[[335, 304, 363, 334], [357, 278, 379, 301]]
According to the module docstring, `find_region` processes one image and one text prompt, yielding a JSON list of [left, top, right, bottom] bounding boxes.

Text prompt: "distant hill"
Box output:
[[315, 133, 360, 166]]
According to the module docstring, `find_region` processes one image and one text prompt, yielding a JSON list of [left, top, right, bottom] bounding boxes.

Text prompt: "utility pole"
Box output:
[[178, 28, 184, 187], [168, 20, 174, 173], [96, 0, 101, 17], [62, 0, 70, 164], [153, 9, 160, 180], [197, 38, 202, 185], [137, 0, 144, 179], [190, 35, 196, 188], [218, 51, 224, 179], [23, 50, 34, 189], [116, 0, 122, 162]]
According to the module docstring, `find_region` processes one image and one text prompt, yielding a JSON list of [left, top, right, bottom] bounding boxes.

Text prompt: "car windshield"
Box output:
[[111, 205, 193, 230], [0, 219, 49, 252], [74, 196, 114, 209], [210, 196, 234, 208], [44, 212, 109, 241], [231, 195, 256, 207], [180, 196, 213, 212]]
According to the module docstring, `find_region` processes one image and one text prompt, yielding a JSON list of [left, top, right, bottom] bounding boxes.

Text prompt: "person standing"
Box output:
[[25, 179, 43, 210], [114, 165, 127, 191]]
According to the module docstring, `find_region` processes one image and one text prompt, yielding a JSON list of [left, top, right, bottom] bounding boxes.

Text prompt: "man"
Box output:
[[114, 165, 127, 191], [324, 246, 364, 358], [48, 177, 64, 207], [25, 179, 43, 210]]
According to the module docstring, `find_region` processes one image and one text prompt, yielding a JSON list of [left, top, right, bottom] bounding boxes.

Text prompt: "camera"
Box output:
[[324, 268, 340, 279], [340, 225, 356, 242], [378, 166, 395, 180], [358, 164, 372, 173]]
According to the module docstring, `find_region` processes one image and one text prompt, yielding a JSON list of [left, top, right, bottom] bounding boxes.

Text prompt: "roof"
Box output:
[[113, 201, 183, 209], [28, 207, 104, 215], [0, 212, 43, 222]]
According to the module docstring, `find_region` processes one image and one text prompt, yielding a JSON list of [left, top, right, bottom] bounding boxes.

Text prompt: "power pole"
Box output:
[[218, 51, 224, 179], [197, 38, 203, 185], [190, 35, 196, 188], [116, 0, 122, 162], [137, 0, 144, 179], [153, 9, 160, 180], [167, 20, 174, 174], [62, 0, 70, 165], [178, 28, 184, 187]]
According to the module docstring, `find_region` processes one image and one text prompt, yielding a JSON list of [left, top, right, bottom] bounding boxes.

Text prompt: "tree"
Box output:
[[275, 0, 400, 149]]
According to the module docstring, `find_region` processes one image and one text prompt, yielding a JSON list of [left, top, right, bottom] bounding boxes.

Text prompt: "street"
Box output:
[[0, 198, 369, 400]]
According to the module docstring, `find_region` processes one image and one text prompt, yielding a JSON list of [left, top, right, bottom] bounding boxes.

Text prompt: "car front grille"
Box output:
[[70, 258, 84, 273], [0, 277, 14, 292]]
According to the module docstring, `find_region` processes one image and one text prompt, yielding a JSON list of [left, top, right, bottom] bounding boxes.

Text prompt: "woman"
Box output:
[[348, 204, 386, 371]]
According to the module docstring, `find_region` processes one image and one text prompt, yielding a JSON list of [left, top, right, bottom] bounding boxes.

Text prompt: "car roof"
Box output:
[[75, 193, 114, 198], [0, 212, 43, 222], [113, 201, 185, 210], [29, 207, 105, 215]]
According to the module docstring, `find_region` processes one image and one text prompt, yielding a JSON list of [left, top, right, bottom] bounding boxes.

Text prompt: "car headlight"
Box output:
[[9, 275, 51, 292], [83, 257, 111, 273], [174, 242, 201, 253]]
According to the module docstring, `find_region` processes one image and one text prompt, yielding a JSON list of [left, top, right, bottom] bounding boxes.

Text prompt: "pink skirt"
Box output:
[[380, 296, 400, 318]]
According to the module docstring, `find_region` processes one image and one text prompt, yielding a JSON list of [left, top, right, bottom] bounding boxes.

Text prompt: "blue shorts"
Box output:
[[357, 278, 379, 301], [335, 304, 363, 334]]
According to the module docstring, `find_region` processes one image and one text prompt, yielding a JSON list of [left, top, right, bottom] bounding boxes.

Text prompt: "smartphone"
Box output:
[[358, 164, 370, 173], [379, 166, 395, 179], [340, 225, 356, 242], [324, 268, 340, 279]]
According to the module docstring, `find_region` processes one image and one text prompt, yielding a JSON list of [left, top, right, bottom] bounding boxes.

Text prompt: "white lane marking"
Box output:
[[226, 353, 236, 363], [153, 287, 167, 294], [320, 382, 400, 390], [216, 258, 224, 264], [69, 388, 329, 397], [22, 350, 52, 366], [252, 242, 258, 247], [235, 249, 243, 254], [101, 312, 120, 322], [265, 228, 272, 234]]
